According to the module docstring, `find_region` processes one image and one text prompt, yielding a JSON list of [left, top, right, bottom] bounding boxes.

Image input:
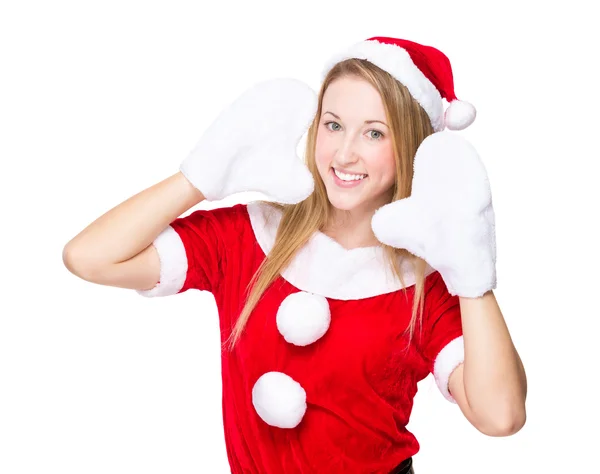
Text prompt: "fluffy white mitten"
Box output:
[[371, 131, 497, 298], [180, 78, 318, 204]]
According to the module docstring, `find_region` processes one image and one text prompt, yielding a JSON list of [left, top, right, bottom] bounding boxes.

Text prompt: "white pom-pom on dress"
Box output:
[[251, 371, 307, 428], [276, 291, 331, 346]]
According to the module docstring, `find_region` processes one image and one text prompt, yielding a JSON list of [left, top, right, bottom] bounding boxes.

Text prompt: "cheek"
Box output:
[[367, 147, 396, 182], [383, 153, 396, 182], [314, 133, 332, 169]]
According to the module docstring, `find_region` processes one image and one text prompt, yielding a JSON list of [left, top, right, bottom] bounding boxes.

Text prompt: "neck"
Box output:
[[322, 207, 381, 250]]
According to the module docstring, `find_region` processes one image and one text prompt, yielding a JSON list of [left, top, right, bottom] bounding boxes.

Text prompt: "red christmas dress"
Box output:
[[137, 200, 465, 474]]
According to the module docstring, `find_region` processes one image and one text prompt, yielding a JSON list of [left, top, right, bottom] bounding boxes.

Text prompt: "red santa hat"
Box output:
[[321, 36, 476, 132]]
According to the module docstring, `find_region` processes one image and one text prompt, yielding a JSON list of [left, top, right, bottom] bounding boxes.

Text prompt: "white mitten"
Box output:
[[371, 131, 497, 298], [180, 78, 318, 204]]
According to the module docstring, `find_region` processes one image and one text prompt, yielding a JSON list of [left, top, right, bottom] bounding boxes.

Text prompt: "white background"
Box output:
[[1, 0, 598, 473]]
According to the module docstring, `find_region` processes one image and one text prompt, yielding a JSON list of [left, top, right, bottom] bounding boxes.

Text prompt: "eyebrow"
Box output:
[[323, 111, 388, 127]]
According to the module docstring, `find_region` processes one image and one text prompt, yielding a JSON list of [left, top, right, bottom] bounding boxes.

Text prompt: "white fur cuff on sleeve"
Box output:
[[433, 336, 465, 403], [135, 225, 188, 298]]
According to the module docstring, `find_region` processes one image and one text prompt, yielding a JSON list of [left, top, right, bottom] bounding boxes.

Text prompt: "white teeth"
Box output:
[[333, 168, 367, 181]]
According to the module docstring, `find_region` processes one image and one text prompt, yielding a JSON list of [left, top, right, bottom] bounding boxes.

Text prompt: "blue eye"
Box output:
[[324, 121, 384, 140]]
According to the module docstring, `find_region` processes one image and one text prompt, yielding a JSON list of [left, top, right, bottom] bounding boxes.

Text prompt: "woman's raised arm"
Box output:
[[63, 78, 319, 292], [62, 171, 204, 290]]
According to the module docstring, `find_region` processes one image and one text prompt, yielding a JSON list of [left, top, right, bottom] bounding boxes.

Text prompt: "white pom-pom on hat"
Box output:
[[252, 371, 307, 428], [276, 291, 331, 346], [444, 99, 477, 131]]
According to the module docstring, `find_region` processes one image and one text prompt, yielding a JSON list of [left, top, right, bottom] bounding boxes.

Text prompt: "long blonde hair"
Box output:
[[223, 58, 435, 352]]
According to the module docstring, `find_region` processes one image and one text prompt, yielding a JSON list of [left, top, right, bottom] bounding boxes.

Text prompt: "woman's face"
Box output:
[[315, 76, 396, 216]]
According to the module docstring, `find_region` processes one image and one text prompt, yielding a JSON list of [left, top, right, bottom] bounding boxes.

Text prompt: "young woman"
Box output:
[[63, 37, 527, 474]]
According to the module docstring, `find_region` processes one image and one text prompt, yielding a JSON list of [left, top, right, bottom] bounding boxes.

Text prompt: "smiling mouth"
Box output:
[[330, 168, 369, 188], [332, 167, 368, 181]]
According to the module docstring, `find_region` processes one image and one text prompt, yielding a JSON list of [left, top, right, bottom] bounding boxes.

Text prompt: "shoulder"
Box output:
[[162, 202, 257, 261], [178, 201, 252, 233]]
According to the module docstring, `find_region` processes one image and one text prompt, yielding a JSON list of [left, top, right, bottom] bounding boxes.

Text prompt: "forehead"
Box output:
[[322, 76, 386, 118]]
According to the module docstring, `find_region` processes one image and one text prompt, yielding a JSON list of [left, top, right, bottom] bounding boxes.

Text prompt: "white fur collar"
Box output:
[[246, 201, 434, 300]]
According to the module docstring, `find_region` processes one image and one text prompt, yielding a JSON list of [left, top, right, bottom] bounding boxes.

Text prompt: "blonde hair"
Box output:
[[223, 58, 435, 352]]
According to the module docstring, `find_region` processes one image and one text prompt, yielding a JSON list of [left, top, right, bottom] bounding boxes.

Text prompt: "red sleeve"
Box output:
[[418, 270, 465, 403], [136, 203, 247, 297]]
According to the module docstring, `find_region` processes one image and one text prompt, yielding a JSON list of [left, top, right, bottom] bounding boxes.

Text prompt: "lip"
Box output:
[[330, 167, 368, 188]]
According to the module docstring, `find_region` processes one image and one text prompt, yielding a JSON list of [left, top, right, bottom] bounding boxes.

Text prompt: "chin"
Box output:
[[326, 192, 366, 212]]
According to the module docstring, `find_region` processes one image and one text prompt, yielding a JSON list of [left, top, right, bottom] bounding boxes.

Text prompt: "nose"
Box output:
[[335, 134, 359, 165]]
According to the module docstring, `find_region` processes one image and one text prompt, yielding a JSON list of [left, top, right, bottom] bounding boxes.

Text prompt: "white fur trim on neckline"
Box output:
[[246, 201, 434, 300]]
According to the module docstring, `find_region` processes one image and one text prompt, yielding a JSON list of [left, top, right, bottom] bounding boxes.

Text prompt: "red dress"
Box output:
[[137, 200, 464, 474]]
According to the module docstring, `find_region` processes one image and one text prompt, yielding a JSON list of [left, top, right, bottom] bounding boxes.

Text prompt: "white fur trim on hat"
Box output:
[[322, 40, 445, 132]]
